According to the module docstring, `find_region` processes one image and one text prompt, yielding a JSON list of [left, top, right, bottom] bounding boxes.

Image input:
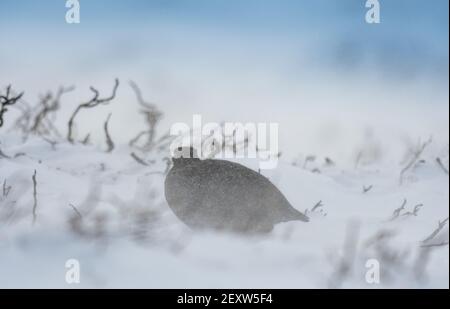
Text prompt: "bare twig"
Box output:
[[363, 185, 373, 194], [32, 170, 38, 225], [420, 242, 449, 248], [129, 131, 147, 147], [402, 204, 423, 217], [130, 152, 149, 166], [67, 183, 103, 238], [103, 113, 114, 153], [68, 204, 83, 220], [31, 86, 74, 136], [129, 81, 155, 110], [0, 85, 24, 128], [9, 93, 36, 138], [422, 218, 449, 243], [81, 133, 91, 145], [67, 79, 119, 143], [6, 87, 62, 141], [2, 180, 12, 198], [400, 137, 432, 185], [305, 200, 326, 217], [389, 199, 407, 221], [436, 157, 449, 175], [312, 200, 324, 212], [129, 81, 163, 151]]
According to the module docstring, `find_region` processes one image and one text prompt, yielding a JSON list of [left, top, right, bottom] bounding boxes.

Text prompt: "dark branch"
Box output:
[[422, 217, 449, 243], [68, 203, 83, 219], [400, 137, 432, 184], [363, 185, 373, 194], [436, 157, 449, 175], [389, 199, 407, 221], [67, 79, 119, 143], [104, 113, 114, 153], [402, 204, 423, 217], [129, 81, 163, 151], [32, 170, 38, 225], [130, 152, 149, 166], [31, 86, 74, 136], [421, 242, 449, 248], [0, 85, 24, 128]]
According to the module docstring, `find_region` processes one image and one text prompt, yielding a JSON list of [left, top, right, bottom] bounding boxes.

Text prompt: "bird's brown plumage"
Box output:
[[165, 148, 309, 233]]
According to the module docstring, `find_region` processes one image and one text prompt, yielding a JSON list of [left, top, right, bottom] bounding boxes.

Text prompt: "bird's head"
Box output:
[[171, 146, 200, 166]]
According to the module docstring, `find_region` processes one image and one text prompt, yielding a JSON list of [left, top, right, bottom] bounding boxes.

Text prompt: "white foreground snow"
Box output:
[[0, 132, 448, 289]]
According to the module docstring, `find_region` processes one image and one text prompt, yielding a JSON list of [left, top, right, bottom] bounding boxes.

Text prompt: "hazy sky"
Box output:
[[0, 0, 448, 79], [0, 1, 448, 159]]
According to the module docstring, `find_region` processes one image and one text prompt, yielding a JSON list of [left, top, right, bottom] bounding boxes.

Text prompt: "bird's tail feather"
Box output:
[[282, 207, 310, 223]]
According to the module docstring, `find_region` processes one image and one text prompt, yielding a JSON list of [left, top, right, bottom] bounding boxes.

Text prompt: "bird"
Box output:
[[164, 147, 309, 233]]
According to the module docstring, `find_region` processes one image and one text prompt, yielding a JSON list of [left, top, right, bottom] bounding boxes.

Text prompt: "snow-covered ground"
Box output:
[[0, 0, 448, 290], [0, 128, 448, 288]]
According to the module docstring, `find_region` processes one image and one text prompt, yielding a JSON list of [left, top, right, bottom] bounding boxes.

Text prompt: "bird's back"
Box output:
[[165, 158, 308, 233]]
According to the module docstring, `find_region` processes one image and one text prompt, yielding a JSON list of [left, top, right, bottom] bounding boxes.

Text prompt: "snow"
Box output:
[[1, 130, 448, 289], [0, 0, 448, 290]]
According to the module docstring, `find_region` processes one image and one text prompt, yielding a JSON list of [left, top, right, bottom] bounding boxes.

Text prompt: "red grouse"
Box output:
[[164, 147, 309, 233]]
